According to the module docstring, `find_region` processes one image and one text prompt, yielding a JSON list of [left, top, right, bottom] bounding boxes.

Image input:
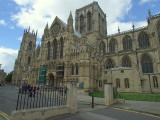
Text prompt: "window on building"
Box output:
[[124, 78, 129, 88], [80, 15, 84, 33], [141, 53, 153, 73], [138, 32, 150, 48], [87, 12, 92, 31], [153, 76, 158, 88], [60, 37, 64, 59], [53, 39, 57, 60], [71, 64, 74, 75], [157, 21, 160, 42], [47, 42, 50, 60], [109, 38, 116, 53], [28, 56, 31, 64], [105, 58, 115, 69], [99, 41, 106, 55], [116, 79, 120, 88], [28, 41, 32, 50], [75, 63, 78, 75], [122, 56, 132, 67], [123, 35, 132, 50], [99, 81, 102, 87]]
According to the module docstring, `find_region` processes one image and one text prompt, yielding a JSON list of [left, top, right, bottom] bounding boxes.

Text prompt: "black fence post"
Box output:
[[91, 92, 94, 108]]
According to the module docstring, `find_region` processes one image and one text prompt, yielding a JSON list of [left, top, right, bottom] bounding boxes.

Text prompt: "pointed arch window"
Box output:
[[122, 56, 132, 67], [105, 58, 115, 69], [53, 39, 57, 60], [99, 41, 106, 55], [71, 64, 74, 75], [153, 76, 158, 88], [141, 53, 153, 73], [60, 37, 64, 59], [28, 41, 32, 50], [157, 21, 160, 42], [47, 42, 50, 60], [124, 78, 129, 88], [109, 38, 116, 53], [138, 32, 150, 48], [75, 63, 78, 75], [87, 12, 92, 31], [123, 35, 132, 50], [116, 79, 120, 88], [28, 56, 31, 64], [80, 15, 84, 33]]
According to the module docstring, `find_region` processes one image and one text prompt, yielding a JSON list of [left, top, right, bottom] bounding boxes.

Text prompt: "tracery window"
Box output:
[[28, 56, 31, 64], [99, 80, 102, 87], [47, 42, 50, 60], [153, 76, 158, 88], [109, 38, 116, 53], [105, 58, 115, 69], [116, 79, 120, 88], [122, 56, 132, 67], [71, 64, 74, 75], [138, 32, 150, 48], [141, 53, 153, 73], [123, 35, 132, 50], [75, 63, 78, 75], [157, 21, 160, 42], [28, 41, 32, 50], [53, 39, 57, 60], [87, 12, 92, 31], [99, 41, 106, 55], [60, 37, 64, 59], [124, 78, 129, 88], [80, 15, 84, 33]]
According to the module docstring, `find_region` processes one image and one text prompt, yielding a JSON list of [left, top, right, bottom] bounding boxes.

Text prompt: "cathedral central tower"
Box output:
[[75, 1, 107, 37]]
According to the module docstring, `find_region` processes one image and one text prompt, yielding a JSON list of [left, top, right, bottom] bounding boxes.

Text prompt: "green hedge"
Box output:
[[91, 92, 160, 102]]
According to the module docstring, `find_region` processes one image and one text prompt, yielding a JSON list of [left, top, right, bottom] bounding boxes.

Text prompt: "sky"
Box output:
[[0, 0, 160, 73]]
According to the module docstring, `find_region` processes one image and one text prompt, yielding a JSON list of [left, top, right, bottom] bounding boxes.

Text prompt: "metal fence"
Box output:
[[16, 86, 67, 111]]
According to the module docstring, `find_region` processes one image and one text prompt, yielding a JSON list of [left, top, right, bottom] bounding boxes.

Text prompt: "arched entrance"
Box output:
[[48, 73, 55, 87]]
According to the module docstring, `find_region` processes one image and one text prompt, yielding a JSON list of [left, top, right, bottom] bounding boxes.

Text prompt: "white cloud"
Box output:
[[0, 19, 6, 26], [11, 0, 135, 37], [0, 47, 18, 73], [108, 21, 147, 35], [140, 0, 158, 5], [18, 36, 22, 41]]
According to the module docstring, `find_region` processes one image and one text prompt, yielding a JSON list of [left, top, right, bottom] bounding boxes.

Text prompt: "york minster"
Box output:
[[12, 1, 160, 93]]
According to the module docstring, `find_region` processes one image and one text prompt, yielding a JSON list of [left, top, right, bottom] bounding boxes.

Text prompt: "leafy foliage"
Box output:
[[5, 71, 13, 83]]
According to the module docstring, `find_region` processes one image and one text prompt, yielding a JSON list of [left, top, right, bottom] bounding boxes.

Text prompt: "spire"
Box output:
[[28, 26, 30, 32], [45, 22, 49, 29], [132, 22, 135, 31], [148, 9, 152, 18], [118, 26, 120, 34], [67, 11, 74, 33], [36, 30, 38, 36]]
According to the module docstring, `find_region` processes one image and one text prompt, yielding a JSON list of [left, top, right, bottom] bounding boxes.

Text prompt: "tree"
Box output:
[[5, 71, 13, 83]]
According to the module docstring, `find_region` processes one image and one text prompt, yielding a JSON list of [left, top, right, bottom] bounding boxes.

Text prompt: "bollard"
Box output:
[[91, 92, 94, 108]]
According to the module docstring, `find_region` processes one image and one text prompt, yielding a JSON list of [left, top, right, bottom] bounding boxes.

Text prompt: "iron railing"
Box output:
[[16, 86, 67, 111]]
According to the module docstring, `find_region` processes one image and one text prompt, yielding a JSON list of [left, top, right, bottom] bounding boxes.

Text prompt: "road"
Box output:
[[0, 85, 160, 120]]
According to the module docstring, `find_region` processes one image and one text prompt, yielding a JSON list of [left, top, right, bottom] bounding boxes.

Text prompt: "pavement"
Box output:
[[45, 95, 160, 120], [77, 94, 160, 115]]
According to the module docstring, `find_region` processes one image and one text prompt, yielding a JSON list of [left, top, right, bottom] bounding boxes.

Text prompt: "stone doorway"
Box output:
[[48, 73, 56, 87]]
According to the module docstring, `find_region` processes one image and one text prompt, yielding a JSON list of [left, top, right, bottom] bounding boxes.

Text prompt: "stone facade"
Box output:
[[12, 1, 160, 93], [0, 65, 7, 84]]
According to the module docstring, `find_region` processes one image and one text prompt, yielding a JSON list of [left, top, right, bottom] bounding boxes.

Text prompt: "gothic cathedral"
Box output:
[[12, 1, 160, 93]]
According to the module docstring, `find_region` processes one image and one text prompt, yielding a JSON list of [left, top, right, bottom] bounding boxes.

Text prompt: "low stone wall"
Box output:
[[11, 106, 69, 120]]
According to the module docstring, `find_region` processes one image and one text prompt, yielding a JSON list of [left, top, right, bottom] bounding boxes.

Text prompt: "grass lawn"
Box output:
[[91, 92, 160, 102]]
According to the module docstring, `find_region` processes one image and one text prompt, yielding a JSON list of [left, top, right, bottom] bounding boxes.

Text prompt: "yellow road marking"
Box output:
[[0, 111, 11, 120], [109, 107, 160, 119]]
